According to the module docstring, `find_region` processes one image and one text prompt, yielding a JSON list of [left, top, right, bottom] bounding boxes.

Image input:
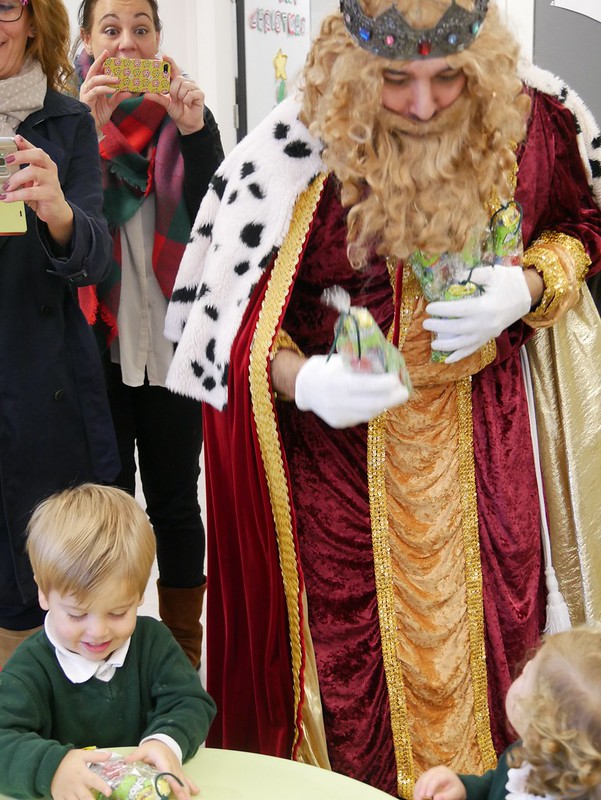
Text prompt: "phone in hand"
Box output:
[[103, 57, 171, 94], [0, 137, 26, 236]]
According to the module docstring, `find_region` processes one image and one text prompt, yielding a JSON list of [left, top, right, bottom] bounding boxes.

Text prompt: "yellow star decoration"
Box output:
[[273, 49, 288, 81]]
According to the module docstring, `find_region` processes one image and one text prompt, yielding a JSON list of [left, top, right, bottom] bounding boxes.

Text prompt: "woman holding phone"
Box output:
[[75, 0, 224, 668], [0, 0, 119, 665]]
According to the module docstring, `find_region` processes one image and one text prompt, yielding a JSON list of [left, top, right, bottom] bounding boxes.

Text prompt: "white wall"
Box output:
[[188, 0, 238, 154], [63, 0, 535, 154], [503, 0, 535, 60]]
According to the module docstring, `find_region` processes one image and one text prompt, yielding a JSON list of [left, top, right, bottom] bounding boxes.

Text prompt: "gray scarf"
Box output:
[[0, 57, 47, 136]]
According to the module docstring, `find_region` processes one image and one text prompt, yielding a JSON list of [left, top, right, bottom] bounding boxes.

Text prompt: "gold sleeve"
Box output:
[[269, 329, 305, 402], [269, 328, 304, 361], [522, 231, 591, 328]]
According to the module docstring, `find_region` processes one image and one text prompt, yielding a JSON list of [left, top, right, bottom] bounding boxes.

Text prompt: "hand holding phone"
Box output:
[[81, 51, 205, 137], [103, 57, 171, 94], [0, 135, 73, 247], [0, 138, 26, 236]]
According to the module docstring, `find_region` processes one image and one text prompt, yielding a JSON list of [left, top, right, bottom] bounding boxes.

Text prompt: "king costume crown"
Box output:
[[339, 0, 490, 60]]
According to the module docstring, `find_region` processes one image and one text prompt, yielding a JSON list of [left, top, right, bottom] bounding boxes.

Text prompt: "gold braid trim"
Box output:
[[456, 377, 497, 773], [537, 230, 591, 284], [479, 340, 497, 371], [249, 173, 328, 756], [369, 266, 420, 799], [523, 231, 591, 328]]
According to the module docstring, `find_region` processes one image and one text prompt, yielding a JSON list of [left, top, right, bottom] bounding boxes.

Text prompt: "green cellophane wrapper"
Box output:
[[408, 202, 523, 362], [90, 754, 174, 800], [323, 286, 413, 395]]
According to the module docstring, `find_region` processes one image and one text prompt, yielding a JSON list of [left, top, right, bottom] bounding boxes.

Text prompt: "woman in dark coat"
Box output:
[[0, 0, 119, 664]]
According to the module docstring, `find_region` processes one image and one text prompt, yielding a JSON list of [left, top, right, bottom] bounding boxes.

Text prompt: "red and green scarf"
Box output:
[[79, 89, 189, 348]]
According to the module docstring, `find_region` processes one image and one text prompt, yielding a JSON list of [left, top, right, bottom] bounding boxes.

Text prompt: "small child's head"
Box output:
[[27, 484, 156, 661], [507, 624, 601, 800]]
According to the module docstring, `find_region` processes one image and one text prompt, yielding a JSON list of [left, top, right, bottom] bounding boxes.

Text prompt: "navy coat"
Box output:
[[0, 90, 120, 616]]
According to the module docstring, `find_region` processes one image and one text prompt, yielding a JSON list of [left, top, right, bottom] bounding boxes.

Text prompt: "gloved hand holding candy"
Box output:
[[422, 264, 532, 363], [294, 287, 412, 429], [410, 201, 537, 364]]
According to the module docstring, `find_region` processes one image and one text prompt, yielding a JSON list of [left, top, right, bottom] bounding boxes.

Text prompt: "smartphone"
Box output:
[[103, 57, 171, 94], [0, 137, 26, 236]]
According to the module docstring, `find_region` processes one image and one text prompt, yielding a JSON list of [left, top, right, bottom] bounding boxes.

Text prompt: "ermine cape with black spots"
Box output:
[[165, 65, 601, 408]]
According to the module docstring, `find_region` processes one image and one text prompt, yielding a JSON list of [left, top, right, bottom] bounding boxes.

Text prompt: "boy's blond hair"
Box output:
[[27, 484, 155, 602], [511, 624, 601, 800]]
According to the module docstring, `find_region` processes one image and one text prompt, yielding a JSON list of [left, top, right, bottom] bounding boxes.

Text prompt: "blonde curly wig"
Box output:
[[509, 625, 601, 800], [300, 0, 531, 267]]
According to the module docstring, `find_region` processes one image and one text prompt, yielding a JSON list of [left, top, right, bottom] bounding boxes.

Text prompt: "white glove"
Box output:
[[423, 265, 532, 364], [295, 354, 410, 429]]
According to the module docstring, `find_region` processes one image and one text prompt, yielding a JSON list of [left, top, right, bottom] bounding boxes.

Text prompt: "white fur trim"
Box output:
[[519, 62, 601, 208], [165, 96, 323, 408]]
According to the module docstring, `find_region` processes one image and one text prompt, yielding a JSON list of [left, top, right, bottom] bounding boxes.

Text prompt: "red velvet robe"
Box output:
[[203, 89, 601, 795]]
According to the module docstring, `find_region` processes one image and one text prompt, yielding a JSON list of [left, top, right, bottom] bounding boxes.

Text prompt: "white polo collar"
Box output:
[[44, 614, 131, 684]]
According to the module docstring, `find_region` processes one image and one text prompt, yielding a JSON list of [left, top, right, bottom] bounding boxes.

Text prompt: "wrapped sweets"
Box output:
[[408, 251, 456, 303], [490, 200, 523, 265], [409, 203, 523, 362], [321, 286, 413, 392], [408, 237, 482, 363], [89, 753, 181, 800]]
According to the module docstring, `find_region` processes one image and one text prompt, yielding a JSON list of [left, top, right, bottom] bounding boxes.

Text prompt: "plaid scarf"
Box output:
[[76, 53, 188, 347]]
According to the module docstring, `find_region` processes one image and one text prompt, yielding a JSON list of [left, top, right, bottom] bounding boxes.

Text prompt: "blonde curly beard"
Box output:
[[343, 91, 494, 265], [301, 5, 530, 268]]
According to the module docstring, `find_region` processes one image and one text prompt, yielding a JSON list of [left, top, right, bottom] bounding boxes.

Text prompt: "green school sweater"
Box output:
[[459, 747, 514, 800], [0, 616, 216, 798]]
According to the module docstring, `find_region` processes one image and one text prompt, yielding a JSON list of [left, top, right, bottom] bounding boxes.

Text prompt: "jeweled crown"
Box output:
[[339, 0, 490, 60]]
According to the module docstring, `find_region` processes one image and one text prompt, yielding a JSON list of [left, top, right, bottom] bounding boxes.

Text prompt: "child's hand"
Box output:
[[414, 765, 467, 800], [51, 749, 112, 800], [125, 740, 199, 800]]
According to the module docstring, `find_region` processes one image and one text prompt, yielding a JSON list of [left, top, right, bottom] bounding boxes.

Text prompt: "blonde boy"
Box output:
[[0, 484, 216, 800]]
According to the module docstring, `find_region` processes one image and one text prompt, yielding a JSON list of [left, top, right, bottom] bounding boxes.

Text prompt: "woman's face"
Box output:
[[81, 0, 160, 61], [0, 1, 35, 80], [381, 57, 466, 123]]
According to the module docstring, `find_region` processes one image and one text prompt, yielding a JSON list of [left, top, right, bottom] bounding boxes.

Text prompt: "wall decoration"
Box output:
[[236, 0, 311, 137], [273, 48, 289, 103]]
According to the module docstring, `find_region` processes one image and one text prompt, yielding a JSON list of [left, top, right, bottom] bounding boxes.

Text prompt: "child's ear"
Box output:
[[37, 586, 50, 611], [137, 594, 145, 608]]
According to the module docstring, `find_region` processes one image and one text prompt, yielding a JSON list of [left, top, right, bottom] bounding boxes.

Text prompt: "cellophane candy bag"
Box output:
[[489, 201, 523, 266], [408, 202, 523, 362], [322, 286, 413, 394], [89, 754, 176, 800]]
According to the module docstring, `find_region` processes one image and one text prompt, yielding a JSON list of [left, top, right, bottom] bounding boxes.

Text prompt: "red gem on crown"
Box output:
[[339, 0, 490, 61]]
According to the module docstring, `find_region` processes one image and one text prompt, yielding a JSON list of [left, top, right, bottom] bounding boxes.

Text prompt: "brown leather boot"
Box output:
[[0, 626, 43, 668], [157, 581, 206, 669]]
